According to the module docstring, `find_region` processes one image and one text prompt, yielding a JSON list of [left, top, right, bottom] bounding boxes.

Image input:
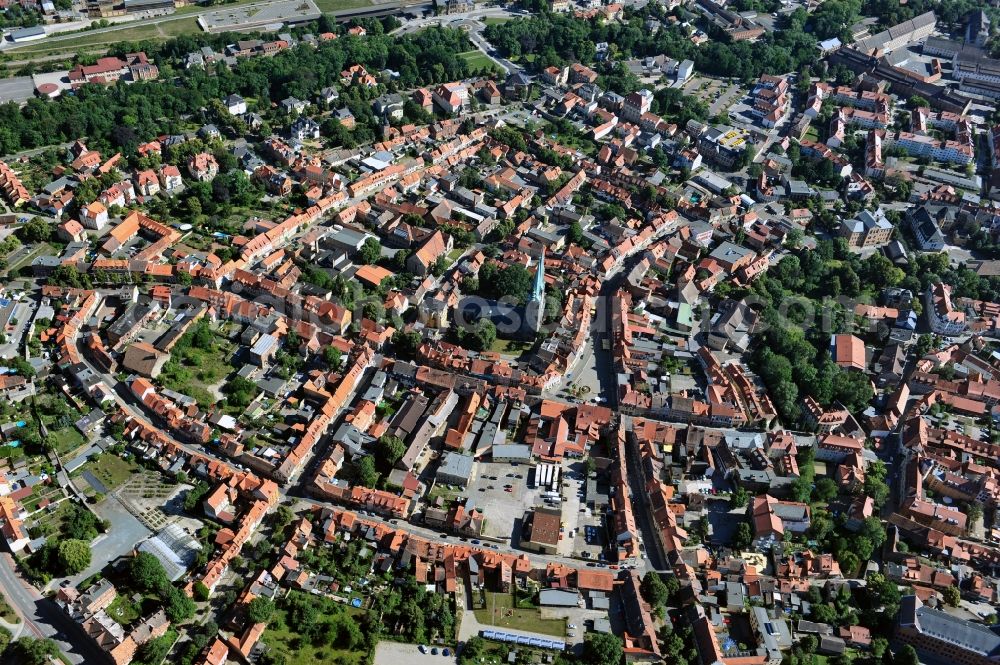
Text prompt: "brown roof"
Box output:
[[529, 509, 561, 546]]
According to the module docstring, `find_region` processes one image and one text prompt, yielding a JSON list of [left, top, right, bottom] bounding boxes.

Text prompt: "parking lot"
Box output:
[[198, 0, 320, 32], [682, 75, 744, 118], [463, 461, 538, 540], [373, 641, 455, 665], [568, 469, 608, 562]]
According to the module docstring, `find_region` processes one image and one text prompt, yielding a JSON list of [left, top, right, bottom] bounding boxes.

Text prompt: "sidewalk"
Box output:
[[0, 614, 23, 640]]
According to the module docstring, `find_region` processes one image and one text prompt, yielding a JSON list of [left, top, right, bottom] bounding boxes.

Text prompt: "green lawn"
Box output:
[[489, 338, 532, 355], [75, 453, 139, 494], [0, 590, 19, 623], [46, 426, 86, 457], [427, 483, 463, 504], [474, 592, 565, 637], [262, 609, 366, 665], [482, 16, 510, 25], [9, 16, 201, 56], [458, 50, 495, 70], [106, 595, 141, 626], [31, 499, 73, 537], [313, 0, 374, 12], [159, 335, 234, 408]]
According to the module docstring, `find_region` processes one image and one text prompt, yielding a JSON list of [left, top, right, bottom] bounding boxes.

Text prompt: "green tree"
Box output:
[[391, 330, 423, 359], [6, 637, 60, 665], [965, 502, 983, 526], [871, 637, 889, 661], [733, 522, 753, 551], [56, 539, 91, 575], [193, 581, 211, 601], [357, 237, 382, 265], [583, 632, 624, 665], [942, 585, 961, 607], [355, 456, 379, 488], [334, 615, 364, 649], [838, 550, 860, 577], [478, 261, 533, 304], [138, 632, 174, 665], [247, 597, 275, 625], [640, 571, 669, 607], [897, 645, 919, 665], [568, 221, 584, 245], [375, 435, 406, 470], [18, 218, 51, 243], [730, 486, 750, 509], [63, 504, 100, 541], [163, 586, 196, 623], [459, 636, 486, 664], [322, 345, 343, 367], [183, 481, 210, 513], [458, 319, 496, 351], [812, 477, 839, 502], [915, 334, 935, 357], [130, 551, 171, 593]]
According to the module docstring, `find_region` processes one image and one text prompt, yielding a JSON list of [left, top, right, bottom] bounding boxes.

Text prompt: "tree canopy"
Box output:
[[583, 633, 624, 665], [56, 539, 91, 575], [130, 551, 171, 594]]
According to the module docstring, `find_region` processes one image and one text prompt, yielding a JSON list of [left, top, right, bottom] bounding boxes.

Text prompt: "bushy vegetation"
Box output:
[[0, 22, 495, 158], [483, 6, 819, 83]]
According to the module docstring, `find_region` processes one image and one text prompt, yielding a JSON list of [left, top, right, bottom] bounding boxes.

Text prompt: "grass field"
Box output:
[[482, 16, 510, 25], [489, 338, 532, 355], [31, 499, 73, 537], [474, 592, 565, 637], [9, 17, 201, 56], [314, 0, 375, 11], [159, 336, 234, 408], [106, 595, 141, 626], [46, 426, 86, 457], [262, 609, 367, 665], [76, 454, 140, 494], [458, 50, 495, 70], [0, 590, 19, 624]]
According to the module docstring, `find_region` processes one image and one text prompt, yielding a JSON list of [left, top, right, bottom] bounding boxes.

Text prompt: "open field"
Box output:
[[0, 589, 19, 623], [75, 453, 140, 495], [314, 0, 375, 11], [474, 592, 566, 637], [262, 608, 367, 665], [458, 50, 494, 70], [158, 334, 234, 408], [8, 17, 201, 57]]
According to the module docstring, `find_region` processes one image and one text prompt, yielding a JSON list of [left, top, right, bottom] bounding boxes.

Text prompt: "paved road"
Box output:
[[0, 76, 36, 104], [53, 497, 152, 591], [391, 8, 522, 75], [0, 554, 107, 664]]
